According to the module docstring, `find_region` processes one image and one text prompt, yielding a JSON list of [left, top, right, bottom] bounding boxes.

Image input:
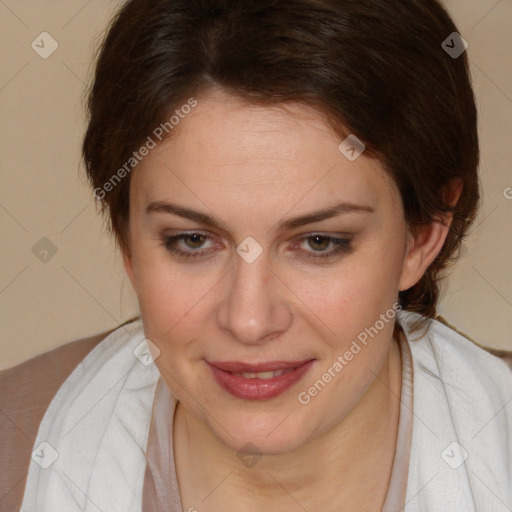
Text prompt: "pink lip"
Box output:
[[209, 359, 312, 373], [207, 359, 315, 400]]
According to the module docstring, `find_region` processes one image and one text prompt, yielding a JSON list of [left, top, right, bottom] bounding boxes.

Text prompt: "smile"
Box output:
[[233, 368, 295, 379], [207, 359, 315, 400]]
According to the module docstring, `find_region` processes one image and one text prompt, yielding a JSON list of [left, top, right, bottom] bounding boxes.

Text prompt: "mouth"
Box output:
[[232, 368, 295, 379], [207, 359, 315, 400]]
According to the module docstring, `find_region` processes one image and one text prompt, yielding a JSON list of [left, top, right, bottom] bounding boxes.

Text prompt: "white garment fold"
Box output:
[[20, 311, 512, 511], [20, 320, 160, 512], [402, 312, 512, 511]]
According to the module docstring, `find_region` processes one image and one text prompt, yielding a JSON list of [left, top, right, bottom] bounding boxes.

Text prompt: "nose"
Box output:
[[217, 249, 293, 346]]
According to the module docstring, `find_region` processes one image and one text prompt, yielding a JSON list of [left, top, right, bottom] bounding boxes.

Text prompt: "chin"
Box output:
[[208, 409, 311, 456]]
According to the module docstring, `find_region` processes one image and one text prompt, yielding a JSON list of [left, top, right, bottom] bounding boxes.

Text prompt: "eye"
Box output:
[[161, 232, 217, 260], [292, 234, 353, 262], [161, 231, 353, 263]]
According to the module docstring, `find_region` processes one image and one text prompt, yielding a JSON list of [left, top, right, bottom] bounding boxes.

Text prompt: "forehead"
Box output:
[[131, 90, 397, 214]]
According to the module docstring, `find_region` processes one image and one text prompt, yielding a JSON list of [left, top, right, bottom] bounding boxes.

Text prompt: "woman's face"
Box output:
[[124, 89, 416, 454]]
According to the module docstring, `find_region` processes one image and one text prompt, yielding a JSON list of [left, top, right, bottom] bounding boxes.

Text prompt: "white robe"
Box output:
[[20, 311, 512, 511], [401, 313, 512, 510]]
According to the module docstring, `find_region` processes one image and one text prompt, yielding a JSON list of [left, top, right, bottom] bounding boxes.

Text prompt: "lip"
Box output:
[[209, 359, 312, 373], [207, 359, 315, 400]]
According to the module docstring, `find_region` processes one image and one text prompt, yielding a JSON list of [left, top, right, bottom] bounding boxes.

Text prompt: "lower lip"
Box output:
[[207, 360, 315, 400]]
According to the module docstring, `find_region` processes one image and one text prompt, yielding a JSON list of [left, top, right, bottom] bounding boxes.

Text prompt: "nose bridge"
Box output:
[[218, 250, 291, 345]]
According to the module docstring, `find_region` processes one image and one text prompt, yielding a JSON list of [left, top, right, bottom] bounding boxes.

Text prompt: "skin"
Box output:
[[123, 88, 459, 511]]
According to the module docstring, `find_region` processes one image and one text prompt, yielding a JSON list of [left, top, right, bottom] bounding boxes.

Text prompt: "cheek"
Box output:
[[294, 262, 400, 410], [292, 249, 402, 336], [131, 245, 223, 349], [129, 215, 405, 344], [132, 257, 210, 388], [130, 246, 188, 329]]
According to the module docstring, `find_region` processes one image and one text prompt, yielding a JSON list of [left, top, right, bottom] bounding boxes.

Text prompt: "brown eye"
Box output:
[[294, 234, 353, 262], [307, 235, 331, 251], [183, 233, 207, 249], [161, 232, 217, 260]]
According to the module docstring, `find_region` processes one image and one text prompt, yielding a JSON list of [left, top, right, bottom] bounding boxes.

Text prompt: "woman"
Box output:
[[2, 0, 511, 511]]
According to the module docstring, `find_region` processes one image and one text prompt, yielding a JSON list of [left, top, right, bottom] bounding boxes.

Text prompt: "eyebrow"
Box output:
[[145, 200, 374, 231]]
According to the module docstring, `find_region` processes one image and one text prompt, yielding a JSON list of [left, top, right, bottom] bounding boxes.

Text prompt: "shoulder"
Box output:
[[398, 309, 512, 436], [398, 310, 512, 381], [398, 311, 512, 504], [0, 330, 113, 410], [0, 329, 113, 511]]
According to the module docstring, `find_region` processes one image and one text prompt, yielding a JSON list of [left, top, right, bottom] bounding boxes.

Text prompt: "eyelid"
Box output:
[[291, 233, 353, 257], [162, 230, 353, 246], [161, 230, 354, 262], [290, 231, 353, 246], [162, 230, 220, 251]]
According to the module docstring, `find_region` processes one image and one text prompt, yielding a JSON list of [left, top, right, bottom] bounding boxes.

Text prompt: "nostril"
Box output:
[[262, 330, 283, 342]]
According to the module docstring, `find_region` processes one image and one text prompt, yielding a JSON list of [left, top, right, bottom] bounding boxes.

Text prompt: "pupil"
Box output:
[[186, 234, 204, 248], [310, 235, 329, 251]]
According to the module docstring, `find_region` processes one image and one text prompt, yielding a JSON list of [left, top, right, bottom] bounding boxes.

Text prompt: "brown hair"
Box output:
[[82, 0, 480, 321]]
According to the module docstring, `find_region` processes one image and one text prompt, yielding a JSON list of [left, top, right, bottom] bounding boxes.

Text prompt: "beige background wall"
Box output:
[[1, 0, 511, 369]]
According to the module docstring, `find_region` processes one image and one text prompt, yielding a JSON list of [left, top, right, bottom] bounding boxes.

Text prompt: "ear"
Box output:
[[399, 179, 463, 291]]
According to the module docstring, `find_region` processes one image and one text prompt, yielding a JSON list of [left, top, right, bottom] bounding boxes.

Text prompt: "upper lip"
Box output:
[[208, 359, 313, 373]]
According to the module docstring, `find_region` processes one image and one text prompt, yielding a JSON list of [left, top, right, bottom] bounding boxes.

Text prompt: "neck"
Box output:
[[174, 336, 403, 512]]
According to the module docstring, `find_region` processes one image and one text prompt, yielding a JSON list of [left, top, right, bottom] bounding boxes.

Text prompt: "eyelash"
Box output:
[[161, 232, 353, 263]]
